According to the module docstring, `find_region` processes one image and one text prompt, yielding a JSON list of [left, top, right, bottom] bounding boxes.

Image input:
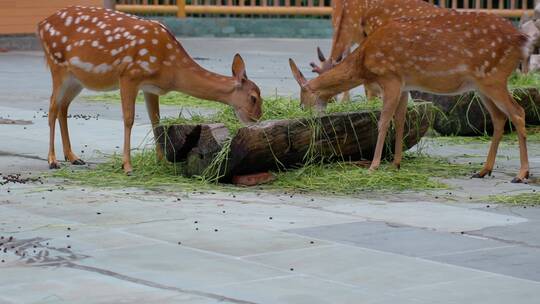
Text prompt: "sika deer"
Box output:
[[37, 6, 262, 174], [291, 12, 531, 183], [311, 0, 445, 100]]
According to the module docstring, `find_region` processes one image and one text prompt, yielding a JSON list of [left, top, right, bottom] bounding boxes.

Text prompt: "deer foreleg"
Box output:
[[120, 79, 139, 175]]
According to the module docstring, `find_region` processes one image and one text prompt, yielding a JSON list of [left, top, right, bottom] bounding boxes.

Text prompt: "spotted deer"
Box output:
[[37, 6, 262, 174], [311, 0, 444, 101], [291, 12, 531, 183]]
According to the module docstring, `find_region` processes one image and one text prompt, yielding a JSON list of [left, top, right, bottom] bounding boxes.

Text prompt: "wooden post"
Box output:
[[103, 0, 116, 9], [177, 0, 187, 18]]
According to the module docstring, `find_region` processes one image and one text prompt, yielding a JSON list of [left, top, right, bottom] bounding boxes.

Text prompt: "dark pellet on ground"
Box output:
[[177, 242, 181, 245], [214, 229, 218, 232], [269, 217, 273, 220], [222, 210, 226, 214], [290, 268, 294, 271], [66, 235, 70, 238], [96, 212, 101, 215], [310, 241, 315, 244]]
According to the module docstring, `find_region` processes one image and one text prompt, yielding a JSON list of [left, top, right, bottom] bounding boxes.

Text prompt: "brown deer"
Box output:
[[37, 6, 262, 174], [310, 0, 444, 101], [291, 12, 531, 183]]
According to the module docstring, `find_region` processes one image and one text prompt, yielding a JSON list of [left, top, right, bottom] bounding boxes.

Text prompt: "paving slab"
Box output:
[[287, 221, 510, 258], [321, 201, 527, 232]]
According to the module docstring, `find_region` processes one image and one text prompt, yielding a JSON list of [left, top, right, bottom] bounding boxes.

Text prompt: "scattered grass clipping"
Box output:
[[489, 192, 540, 206]]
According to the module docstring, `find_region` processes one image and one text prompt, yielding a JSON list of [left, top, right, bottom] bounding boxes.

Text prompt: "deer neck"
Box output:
[[309, 51, 364, 99], [170, 55, 236, 105]]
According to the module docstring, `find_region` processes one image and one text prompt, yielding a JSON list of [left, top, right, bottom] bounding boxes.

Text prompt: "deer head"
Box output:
[[289, 58, 330, 112], [229, 54, 262, 124]]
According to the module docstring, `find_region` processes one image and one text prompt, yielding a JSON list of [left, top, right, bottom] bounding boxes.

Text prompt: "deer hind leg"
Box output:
[[57, 75, 84, 165], [392, 92, 409, 169], [120, 79, 139, 175], [369, 78, 403, 171], [143, 92, 164, 161], [472, 93, 507, 179], [479, 85, 529, 183], [47, 67, 67, 169]]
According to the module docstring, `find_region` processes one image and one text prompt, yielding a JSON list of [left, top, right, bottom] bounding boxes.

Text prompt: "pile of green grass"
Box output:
[[54, 150, 478, 194], [508, 72, 540, 89], [160, 95, 385, 135], [54, 95, 479, 194]]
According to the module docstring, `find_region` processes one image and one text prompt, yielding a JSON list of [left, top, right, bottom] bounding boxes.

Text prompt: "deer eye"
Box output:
[[250, 96, 258, 104]]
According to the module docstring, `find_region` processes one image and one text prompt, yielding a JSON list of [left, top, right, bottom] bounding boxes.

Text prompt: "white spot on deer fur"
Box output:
[[166, 43, 173, 49], [83, 28, 89, 34], [54, 52, 62, 59], [104, 30, 111, 35], [66, 45, 72, 51], [99, 24, 107, 29], [107, 36, 113, 43], [149, 56, 156, 63], [139, 49, 148, 56], [69, 56, 94, 72], [93, 63, 112, 74], [91, 41, 99, 47], [163, 61, 171, 66], [115, 34, 121, 40], [117, 17, 123, 21], [152, 39, 158, 45], [130, 40, 137, 47], [61, 11, 67, 19], [138, 61, 152, 72], [138, 39, 145, 45], [75, 17, 81, 24], [52, 42, 57, 48], [122, 56, 133, 63], [123, 32, 130, 37], [64, 17, 72, 26], [134, 25, 140, 29], [61, 36, 67, 43]]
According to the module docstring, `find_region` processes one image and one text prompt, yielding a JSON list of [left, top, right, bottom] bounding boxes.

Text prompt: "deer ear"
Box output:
[[232, 53, 248, 84], [317, 47, 326, 62], [289, 58, 307, 87]]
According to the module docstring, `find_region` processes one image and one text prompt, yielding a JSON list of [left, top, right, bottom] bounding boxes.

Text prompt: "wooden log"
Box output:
[[222, 103, 431, 178], [411, 88, 540, 136], [184, 124, 230, 178], [154, 124, 201, 162], [158, 104, 431, 181]]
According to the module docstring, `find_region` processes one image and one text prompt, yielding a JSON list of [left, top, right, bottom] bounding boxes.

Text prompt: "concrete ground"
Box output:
[[1, 38, 539, 304]]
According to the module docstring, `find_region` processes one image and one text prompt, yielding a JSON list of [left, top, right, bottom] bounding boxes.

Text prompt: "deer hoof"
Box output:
[[471, 173, 484, 179], [125, 170, 133, 176], [511, 177, 524, 184], [49, 162, 60, 170], [72, 159, 86, 165]]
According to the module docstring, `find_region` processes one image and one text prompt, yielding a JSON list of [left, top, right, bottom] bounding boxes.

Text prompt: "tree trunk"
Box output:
[[158, 103, 431, 182], [411, 88, 540, 136]]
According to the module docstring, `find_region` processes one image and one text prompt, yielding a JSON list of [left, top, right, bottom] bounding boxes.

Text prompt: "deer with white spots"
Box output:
[[37, 6, 262, 175], [291, 12, 532, 183], [311, 0, 444, 101]]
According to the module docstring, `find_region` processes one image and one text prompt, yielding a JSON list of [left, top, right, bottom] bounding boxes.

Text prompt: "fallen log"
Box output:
[[411, 88, 540, 136], [158, 103, 432, 182]]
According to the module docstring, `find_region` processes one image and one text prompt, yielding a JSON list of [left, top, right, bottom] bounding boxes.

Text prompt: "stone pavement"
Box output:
[[1, 38, 539, 303]]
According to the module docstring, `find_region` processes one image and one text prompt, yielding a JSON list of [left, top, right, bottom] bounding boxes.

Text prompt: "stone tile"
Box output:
[[394, 275, 540, 304], [323, 201, 527, 232], [0, 267, 182, 304], [206, 275, 383, 304], [470, 220, 540, 247], [245, 245, 488, 292], [123, 220, 328, 257], [77, 243, 286, 290], [288, 221, 507, 258], [429, 246, 540, 281]]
